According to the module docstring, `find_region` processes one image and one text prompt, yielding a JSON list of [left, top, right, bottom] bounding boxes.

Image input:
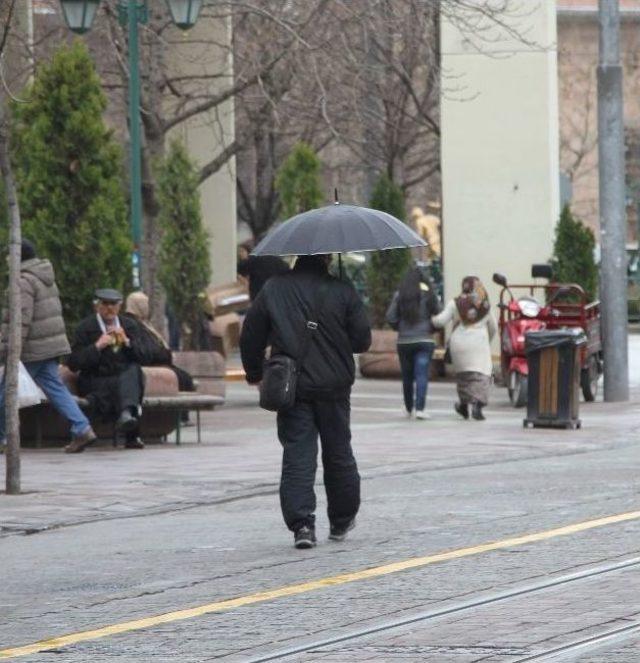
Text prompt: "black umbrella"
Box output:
[[252, 203, 427, 256]]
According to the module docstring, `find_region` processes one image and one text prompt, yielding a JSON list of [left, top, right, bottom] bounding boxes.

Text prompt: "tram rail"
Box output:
[[245, 556, 640, 662]]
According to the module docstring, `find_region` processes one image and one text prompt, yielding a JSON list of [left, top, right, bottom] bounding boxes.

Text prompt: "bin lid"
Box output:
[[525, 328, 587, 353]]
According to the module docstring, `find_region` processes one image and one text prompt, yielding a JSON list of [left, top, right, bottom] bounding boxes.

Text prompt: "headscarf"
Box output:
[[455, 276, 490, 325], [125, 291, 169, 349]]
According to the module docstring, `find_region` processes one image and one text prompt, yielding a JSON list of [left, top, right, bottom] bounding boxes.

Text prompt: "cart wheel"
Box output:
[[508, 372, 528, 408], [581, 356, 599, 402]]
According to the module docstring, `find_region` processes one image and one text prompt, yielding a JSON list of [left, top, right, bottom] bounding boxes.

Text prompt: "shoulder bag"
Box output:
[[259, 281, 329, 412]]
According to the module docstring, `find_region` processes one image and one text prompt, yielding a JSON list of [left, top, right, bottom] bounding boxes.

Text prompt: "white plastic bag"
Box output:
[[18, 362, 46, 408], [0, 362, 47, 408], [18, 363, 47, 408]]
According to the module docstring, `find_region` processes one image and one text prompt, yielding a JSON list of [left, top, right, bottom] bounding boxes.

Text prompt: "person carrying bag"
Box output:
[[240, 254, 371, 549]]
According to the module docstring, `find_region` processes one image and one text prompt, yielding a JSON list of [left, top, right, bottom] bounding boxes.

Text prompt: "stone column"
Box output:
[[440, 1, 560, 314], [167, 15, 237, 287]]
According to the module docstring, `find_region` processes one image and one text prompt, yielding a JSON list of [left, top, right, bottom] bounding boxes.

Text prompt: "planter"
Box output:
[[359, 329, 401, 378], [359, 329, 447, 379]]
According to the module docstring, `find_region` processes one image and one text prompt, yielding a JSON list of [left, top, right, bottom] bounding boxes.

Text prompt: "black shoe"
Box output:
[[294, 526, 316, 549], [472, 403, 486, 421], [329, 518, 356, 542], [124, 437, 145, 450], [454, 402, 469, 420], [116, 409, 138, 433]]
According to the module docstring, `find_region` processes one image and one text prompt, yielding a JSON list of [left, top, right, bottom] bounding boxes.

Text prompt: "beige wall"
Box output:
[[166, 16, 237, 287], [440, 1, 560, 315]]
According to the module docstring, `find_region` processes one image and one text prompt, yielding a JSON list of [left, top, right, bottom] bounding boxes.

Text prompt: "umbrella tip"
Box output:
[[334, 188, 340, 205]]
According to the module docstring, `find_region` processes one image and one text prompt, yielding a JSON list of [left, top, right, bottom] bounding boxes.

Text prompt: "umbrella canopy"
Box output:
[[252, 204, 427, 256]]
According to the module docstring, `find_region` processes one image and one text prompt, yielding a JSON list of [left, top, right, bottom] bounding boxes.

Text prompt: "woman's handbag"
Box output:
[[444, 344, 452, 365], [259, 282, 329, 412]]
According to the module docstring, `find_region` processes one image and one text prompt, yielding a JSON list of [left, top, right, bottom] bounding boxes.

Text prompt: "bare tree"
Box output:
[[0, 0, 23, 494]]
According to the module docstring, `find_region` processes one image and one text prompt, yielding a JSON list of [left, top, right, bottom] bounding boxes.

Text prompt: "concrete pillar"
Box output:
[[167, 15, 237, 287], [440, 1, 560, 313]]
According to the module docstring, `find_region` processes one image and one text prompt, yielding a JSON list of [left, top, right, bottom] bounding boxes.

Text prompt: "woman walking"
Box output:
[[386, 267, 441, 419], [432, 276, 497, 421]]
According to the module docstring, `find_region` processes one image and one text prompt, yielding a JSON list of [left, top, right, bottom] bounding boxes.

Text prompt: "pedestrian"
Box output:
[[67, 288, 146, 450], [239, 254, 371, 549], [0, 239, 97, 453], [237, 239, 290, 302], [386, 266, 441, 419], [431, 276, 497, 421]]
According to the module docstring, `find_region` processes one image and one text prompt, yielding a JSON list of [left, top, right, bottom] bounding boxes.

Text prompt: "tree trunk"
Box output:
[[0, 100, 22, 495], [140, 128, 165, 334]]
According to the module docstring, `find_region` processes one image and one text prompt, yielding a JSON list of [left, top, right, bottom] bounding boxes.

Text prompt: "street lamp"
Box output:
[[165, 0, 203, 30], [58, 0, 202, 288], [60, 0, 101, 34]]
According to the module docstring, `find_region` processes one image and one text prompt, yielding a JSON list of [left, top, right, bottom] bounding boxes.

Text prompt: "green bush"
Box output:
[[10, 41, 130, 330], [157, 140, 211, 350], [551, 205, 598, 300], [275, 142, 324, 220], [365, 174, 411, 327]]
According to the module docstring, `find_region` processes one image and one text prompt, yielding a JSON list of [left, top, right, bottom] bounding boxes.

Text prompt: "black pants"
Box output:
[[78, 363, 144, 420], [276, 396, 360, 532]]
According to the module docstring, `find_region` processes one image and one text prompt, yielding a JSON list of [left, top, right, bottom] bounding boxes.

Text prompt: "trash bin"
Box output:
[[524, 328, 586, 429]]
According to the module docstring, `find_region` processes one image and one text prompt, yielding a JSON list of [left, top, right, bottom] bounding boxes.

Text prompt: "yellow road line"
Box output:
[[2, 509, 640, 659]]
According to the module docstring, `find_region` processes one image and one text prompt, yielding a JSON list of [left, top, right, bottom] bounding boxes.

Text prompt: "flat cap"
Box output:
[[95, 288, 123, 303]]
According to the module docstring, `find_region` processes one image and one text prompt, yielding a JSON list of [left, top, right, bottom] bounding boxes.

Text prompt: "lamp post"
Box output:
[[59, 0, 203, 288]]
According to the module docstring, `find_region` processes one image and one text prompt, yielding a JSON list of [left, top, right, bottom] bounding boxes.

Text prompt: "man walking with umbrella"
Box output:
[[240, 253, 371, 548], [240, 201, 425, 548]]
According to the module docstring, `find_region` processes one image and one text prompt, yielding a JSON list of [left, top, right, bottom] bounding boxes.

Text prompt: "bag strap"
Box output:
[[296, 278, 331, 369]]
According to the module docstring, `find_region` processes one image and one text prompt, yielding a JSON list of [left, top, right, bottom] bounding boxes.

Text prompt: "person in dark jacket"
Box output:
[[0, 239, 96, 453], [240, 254, 371, 549], [237, 252, 291, 301], [67, 289, 146, 450], [386, 267, 441, 419]]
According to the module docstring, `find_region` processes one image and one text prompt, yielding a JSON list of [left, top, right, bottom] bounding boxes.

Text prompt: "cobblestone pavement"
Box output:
[[2, 342, 640, 661]]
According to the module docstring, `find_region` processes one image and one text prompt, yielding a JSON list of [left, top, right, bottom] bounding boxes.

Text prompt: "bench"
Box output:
[[20, 365, 225, 447], [68, 393, 223, 445]]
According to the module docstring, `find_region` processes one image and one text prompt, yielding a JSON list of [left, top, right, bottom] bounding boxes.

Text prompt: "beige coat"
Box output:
[[432, 299, 497, 376], [1, 259, 71, 362]]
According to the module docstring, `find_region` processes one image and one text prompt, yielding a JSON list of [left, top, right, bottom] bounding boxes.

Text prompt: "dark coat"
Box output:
[[240, 256, 371, 400], [67, 314, 146, 378]]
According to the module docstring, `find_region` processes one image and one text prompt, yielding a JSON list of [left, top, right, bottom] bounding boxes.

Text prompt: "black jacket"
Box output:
[[67, 314, 146, 378], [240, 256, 371, 399]]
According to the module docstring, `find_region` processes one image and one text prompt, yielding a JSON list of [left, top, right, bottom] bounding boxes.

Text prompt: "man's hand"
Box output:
[[95, 333, 114, 350]]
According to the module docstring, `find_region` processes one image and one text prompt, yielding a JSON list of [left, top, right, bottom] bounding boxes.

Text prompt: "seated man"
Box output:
[[67, 289, 146, 450]]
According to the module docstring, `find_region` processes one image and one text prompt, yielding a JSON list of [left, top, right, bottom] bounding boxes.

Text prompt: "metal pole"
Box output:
[[127, 0, 143, 289], [597, 0, 628, 401]]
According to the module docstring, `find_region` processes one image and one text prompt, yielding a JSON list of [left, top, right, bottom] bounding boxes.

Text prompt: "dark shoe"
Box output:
[[294, 526, 317, 549], [124, 437, 145, 450], [116, 409, 138, 433], [454, 402, 469, 420], [329, 518, 356, 542], [472, 403, 486, 421], [64, 427, 97, 454]]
